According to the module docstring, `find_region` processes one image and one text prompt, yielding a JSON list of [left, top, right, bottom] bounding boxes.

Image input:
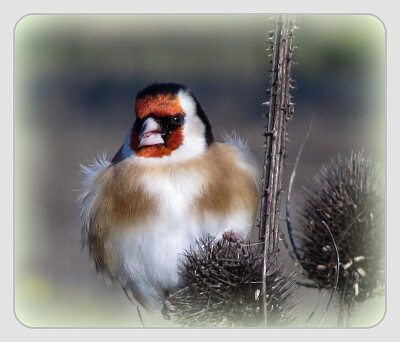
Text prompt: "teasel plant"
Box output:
[[162, 235, 298, 327], [162, 15, 300, 327], [285, 147, 385, 326], [161, 13, 385, 327]]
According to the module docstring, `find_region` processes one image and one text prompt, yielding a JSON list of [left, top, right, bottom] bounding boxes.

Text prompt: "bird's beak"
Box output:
[[138, 117, 165, 147]]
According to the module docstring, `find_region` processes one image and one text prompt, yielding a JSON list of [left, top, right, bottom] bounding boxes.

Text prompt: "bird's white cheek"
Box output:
[[167, 119, 206, 162]]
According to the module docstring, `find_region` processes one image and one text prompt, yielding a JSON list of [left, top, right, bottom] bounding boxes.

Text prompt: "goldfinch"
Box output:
[[79, 83, 259, 311]]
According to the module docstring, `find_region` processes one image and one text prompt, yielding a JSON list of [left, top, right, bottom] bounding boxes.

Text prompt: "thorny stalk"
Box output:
[[258, 15, 297, 326]]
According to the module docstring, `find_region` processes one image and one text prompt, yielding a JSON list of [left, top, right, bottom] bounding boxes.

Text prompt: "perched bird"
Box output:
[[79, 83, 259, 311]]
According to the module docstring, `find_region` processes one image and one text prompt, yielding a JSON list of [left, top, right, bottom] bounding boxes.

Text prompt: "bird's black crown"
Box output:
[[136, 83, 188, 100]]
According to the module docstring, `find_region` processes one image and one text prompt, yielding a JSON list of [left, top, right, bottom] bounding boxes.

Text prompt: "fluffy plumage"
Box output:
[[79, 83, 259, 311]]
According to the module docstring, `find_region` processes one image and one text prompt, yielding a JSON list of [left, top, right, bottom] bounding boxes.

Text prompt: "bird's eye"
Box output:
[[171, 114, 184, 125]]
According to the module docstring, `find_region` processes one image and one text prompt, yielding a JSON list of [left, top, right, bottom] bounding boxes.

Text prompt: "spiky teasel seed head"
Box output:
[[297, 151, 385, 305], [163, 235, 298, 327]]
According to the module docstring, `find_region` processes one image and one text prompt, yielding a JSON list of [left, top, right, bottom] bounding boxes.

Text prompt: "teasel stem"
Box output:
[[258, 14, 297, 326], [285, 116, 313, 270]]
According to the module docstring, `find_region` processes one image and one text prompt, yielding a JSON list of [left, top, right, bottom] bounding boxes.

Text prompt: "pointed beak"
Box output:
[[138, 117, 165, 147]]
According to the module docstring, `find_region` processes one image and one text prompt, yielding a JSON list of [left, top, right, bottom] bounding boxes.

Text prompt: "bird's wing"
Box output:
[[78, 153, 110, 251], [221, 131, 260, 187]]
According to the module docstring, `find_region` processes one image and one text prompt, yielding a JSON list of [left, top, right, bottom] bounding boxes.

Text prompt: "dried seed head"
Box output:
[[163, 235, 298, 327], [296, 151, 385, 305]]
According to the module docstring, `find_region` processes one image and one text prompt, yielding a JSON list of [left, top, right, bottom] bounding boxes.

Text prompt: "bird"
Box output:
[[79, 83, 259, 312]]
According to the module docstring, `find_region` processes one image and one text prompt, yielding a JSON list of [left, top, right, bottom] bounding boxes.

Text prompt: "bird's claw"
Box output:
[[222, 231, 244, 244], [161, 297, 176, 320]]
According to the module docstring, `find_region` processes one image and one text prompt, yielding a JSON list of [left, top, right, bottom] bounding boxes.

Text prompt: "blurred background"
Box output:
[[14, 14, 385, 327]]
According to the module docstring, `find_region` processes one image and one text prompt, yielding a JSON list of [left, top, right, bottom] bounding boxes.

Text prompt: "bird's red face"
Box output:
[[110, 83, 214, 164], [131, 93, 186, 158]]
